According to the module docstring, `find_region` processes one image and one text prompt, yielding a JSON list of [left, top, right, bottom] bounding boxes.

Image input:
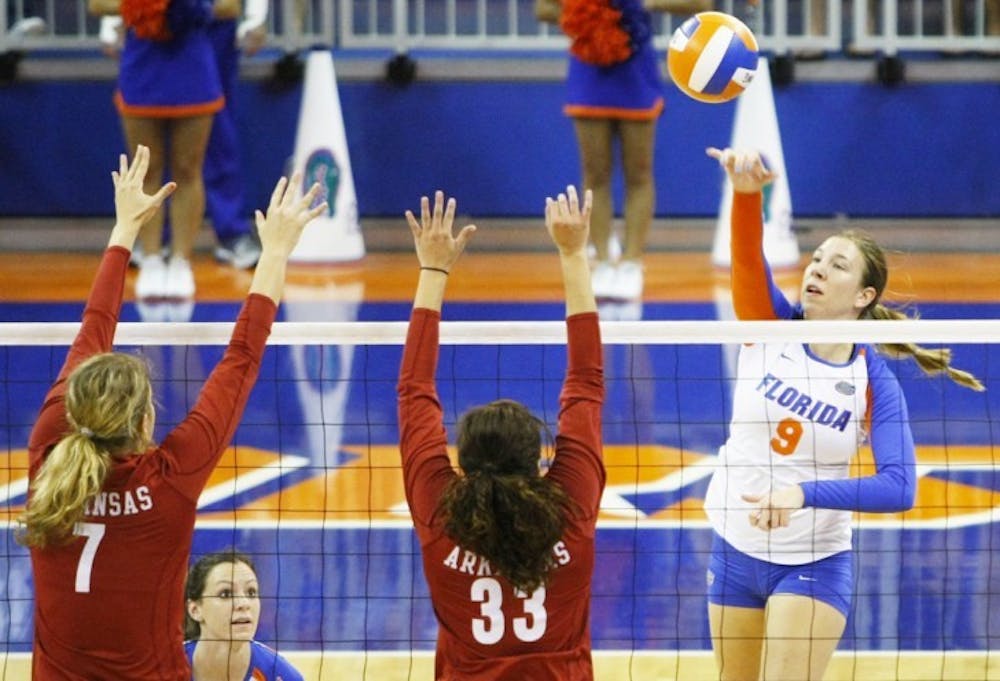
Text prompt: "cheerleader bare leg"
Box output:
[[120, 115, 168, 258], [572, 117, 615, 262], [166, 113, 213, 261]]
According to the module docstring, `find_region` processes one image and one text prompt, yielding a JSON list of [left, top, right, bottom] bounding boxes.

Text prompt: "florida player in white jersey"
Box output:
[[703, 146, 984, 681]]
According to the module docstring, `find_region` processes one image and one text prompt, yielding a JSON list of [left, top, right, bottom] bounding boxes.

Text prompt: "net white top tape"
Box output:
[[1, 320, 998, 345]]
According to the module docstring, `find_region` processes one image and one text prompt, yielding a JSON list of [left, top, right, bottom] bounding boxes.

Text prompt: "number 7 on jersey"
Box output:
[[72, 522, 106, 593]]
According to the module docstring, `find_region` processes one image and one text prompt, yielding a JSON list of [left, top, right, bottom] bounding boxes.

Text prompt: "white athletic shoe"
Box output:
[[587, 233, 622, 264], [134, 254, 167, 299], [214, 233, 262, 270], [591, 261, 617, 299], [164, 256, 195, 299], [131, 244, 171, 269], [614, 260, 644, 300]]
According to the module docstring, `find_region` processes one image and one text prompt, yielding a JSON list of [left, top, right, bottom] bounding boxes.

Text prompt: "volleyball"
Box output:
[[667, 11, 759, 104]]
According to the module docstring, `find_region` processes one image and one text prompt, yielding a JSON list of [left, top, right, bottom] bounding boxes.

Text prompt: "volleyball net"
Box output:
[[1, 319, 998, 680]]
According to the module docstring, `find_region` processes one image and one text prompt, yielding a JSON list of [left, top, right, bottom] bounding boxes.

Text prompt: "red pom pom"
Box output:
[[121, 0, 172, 41], [561, 0, 633, 67]]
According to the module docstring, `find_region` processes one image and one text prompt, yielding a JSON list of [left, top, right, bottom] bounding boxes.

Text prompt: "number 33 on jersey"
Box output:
[[443, 541, 572, 645]]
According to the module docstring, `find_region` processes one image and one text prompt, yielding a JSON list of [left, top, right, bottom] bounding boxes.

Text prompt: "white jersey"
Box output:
[[704, 341, 870, 564]]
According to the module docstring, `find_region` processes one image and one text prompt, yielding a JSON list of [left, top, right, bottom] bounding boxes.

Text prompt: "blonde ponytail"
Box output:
[[19, 435, 110, 547], [18, 352, 153, 548]]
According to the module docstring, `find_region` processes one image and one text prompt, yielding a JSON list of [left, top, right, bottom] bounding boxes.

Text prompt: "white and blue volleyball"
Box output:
[[667, 11, 759, 104]]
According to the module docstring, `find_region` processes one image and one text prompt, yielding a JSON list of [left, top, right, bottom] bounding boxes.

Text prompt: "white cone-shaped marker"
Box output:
[[711, 56, 799, 269], [289, 50, 365, 263]]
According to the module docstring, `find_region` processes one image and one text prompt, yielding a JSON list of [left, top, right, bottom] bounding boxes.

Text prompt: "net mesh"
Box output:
[[2, 319, 998, 679]]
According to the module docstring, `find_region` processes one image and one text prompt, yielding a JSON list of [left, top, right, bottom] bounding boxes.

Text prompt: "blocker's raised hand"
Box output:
[[109, 144, 176, 248], [545, 185, 592, 257], [254, 172, 328, 259], [405, 190, 477, 274]]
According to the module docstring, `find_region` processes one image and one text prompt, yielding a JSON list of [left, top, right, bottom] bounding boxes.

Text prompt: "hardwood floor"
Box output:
[[1, 251, 998, 303]]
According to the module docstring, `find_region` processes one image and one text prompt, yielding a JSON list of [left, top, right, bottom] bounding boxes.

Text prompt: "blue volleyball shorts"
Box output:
[[706, 533, 853, 618]]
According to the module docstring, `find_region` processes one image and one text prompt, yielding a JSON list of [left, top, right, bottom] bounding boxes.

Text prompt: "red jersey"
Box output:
[[397, 308, 605, 680], [28, 247, 276, 680]]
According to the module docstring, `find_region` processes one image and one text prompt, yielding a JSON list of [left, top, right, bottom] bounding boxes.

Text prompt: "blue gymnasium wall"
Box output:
[[0, 72, 998, 218]]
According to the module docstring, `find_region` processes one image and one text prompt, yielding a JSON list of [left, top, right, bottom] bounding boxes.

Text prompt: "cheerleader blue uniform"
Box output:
[[564, 31, 664, 120], [184, 639, 304, 681], [115, 27, 223, 118]]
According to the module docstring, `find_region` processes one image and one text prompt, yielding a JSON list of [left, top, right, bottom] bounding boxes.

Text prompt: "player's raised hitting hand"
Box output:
[[109, 144, 176, 248], [706, 146, 776, 195], [545, 185, 593, 257], [405, 190, 477, 274]]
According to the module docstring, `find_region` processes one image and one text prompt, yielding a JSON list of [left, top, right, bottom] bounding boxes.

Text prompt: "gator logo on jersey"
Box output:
[[836, 381, 856, 396]]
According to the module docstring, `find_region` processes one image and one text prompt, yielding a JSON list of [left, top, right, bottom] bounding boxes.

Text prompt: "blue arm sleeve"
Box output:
[[800, 352, 917, 512]]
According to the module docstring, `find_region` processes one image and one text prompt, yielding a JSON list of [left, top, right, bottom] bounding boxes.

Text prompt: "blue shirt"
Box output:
[[184, 640, 304, 681]]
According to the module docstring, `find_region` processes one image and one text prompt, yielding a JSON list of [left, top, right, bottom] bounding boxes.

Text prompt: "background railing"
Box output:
[[1, 1, 998, 56]]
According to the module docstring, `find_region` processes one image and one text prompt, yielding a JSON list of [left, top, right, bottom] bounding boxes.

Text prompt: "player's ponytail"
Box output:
[[440, 400, 571, 594], [867, 304, 984, 391], [18, 435, 111, 548], [18, 353, 153, 548], [441, 471, 569, 594], [844, 230, 984, 392]]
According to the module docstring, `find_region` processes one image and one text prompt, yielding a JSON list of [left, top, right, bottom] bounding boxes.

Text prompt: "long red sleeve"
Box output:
[[397, 307, 454, 531], [28, 246, 130, 470], [547, 312, 606, 519], [160, 293, 277, 500]]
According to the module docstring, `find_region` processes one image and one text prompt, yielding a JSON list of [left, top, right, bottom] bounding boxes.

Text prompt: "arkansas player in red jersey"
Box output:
[[18, 145, 326, 680], [397, 186, 605, 679]]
